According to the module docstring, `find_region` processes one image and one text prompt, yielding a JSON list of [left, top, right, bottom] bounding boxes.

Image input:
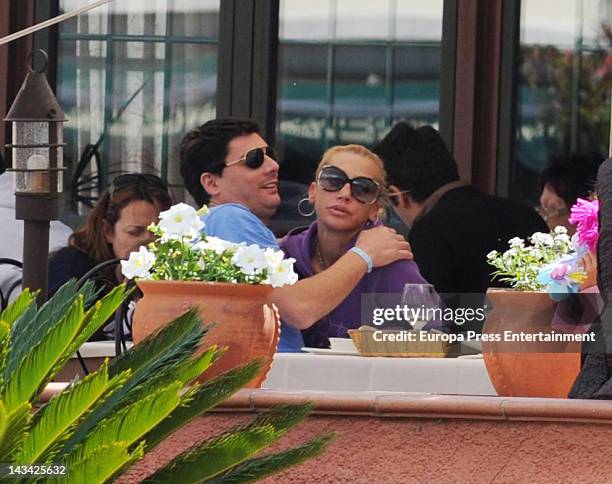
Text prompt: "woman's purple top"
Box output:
[[280, 222, 429, 348]]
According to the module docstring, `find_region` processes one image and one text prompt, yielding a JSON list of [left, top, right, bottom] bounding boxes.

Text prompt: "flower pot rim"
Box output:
[[486, 287, 549, 295], [135, 279, 274, 295]]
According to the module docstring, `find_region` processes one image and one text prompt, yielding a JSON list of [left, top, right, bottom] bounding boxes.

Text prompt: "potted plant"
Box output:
[[484, 225, 585, 398], [121, 203, 299, 387], [0, 281, 332, 483]]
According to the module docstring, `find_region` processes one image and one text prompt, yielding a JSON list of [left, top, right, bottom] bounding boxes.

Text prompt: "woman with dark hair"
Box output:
[[49, 173, 172, 297], [539, 152, 604, 233]]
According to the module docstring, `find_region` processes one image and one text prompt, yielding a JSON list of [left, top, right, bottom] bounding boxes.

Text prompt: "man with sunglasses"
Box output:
[[375, 123, 548, 332], [180, 118, 413, 351]]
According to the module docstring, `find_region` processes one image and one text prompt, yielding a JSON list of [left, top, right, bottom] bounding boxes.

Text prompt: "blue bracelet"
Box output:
[[349, 247, 373, 273]]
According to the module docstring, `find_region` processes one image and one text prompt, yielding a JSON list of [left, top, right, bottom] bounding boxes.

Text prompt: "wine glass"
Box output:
[[400, 283, 441, 331]]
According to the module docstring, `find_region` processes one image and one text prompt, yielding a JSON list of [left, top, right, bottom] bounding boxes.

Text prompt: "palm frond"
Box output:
[[110, 308, 204, 378], [212, 433, 336, 483], [65, 285, 131, 354], [1, 296, 85, 412], [144, 403, 316, 483], [16, 361, 130, 465], [0, 321, 10, 386], [68, 382, 181, 462], [47, 285, 130, 381], [143, 360, 262, 451], [58, 441, 144, 484], [0, 289, 36, 327], [0, 401, 32, 462], [63, 311, 204, 454], [143, 425, 278, 484], [4, 280, 83, 382], [123, 346, 219, 410]]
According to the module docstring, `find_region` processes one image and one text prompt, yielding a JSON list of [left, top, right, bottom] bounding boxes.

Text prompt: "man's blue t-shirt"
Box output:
[[202, 203, 304, 352]]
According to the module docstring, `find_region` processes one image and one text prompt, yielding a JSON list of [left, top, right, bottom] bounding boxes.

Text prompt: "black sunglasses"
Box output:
[[109, 173, 167, 197], [225, 146, 277, 169], [317, 165, 380, 204]]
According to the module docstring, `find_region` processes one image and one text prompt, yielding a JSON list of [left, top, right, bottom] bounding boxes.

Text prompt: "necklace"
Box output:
[[316, 242, 328, 270]]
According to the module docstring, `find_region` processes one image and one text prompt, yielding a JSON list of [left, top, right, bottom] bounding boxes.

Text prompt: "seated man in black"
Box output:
[[374, 123, 548, 332]]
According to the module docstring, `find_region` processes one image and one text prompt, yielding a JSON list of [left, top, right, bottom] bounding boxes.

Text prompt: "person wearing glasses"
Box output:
[[374, 123, 549, 330], [48, 173, 172, 300], [180, 118, 413, 352], [280, 145, 432, 348], [539, 152, 603, 234]]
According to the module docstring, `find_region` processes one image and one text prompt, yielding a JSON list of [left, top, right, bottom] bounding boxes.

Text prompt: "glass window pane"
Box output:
[[394, 0, 443, 41], [166, 43, 218, 187], [279, 0, 331, 40], [275, 0, 444, 233], [59, 0, 110, 35], [335, 0, 391, 40], [111, 0, 168, 36], [171, 0, 220, 38], [392, 45, 441, 127], [512, 0, 611, 205]]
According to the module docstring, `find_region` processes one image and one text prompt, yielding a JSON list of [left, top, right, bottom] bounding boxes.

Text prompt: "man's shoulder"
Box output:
[[204, 203, 277, 248]]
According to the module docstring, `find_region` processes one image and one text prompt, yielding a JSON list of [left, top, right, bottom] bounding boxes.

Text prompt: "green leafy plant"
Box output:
[[0, 280, 333, 483]]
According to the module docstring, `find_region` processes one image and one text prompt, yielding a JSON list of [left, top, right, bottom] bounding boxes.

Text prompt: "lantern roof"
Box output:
[[4, 70, 66, 122]]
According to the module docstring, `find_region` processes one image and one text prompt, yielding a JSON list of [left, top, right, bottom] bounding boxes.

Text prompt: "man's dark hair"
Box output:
[[179, 118, 260, 206], [540, 152, 604, 208], [373, 122, 459, 202]]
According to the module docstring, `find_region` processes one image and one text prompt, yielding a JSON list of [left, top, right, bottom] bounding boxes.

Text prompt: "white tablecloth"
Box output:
[[77, 342, 496, 396], [262, 353, 497, 395]]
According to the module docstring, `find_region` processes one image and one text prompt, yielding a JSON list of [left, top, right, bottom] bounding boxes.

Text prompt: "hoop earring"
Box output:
[[297, 197, 315, 217]]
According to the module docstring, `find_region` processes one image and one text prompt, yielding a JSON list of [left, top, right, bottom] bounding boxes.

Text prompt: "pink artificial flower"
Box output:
[[569, 198, 599, 251]]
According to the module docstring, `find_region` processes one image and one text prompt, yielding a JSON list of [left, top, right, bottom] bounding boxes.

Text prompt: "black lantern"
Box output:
[[4, 49, 67, 304]]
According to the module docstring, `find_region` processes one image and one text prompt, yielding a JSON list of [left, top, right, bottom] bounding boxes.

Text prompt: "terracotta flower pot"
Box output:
[[482, 288, 581, 398], [132, 280, 280, 388]]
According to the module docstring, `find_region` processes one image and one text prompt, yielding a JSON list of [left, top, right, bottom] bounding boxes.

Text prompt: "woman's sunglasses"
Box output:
[[317, 165, 380, 204], [109, 173, 168, 197], [225, 146, 277, 169]]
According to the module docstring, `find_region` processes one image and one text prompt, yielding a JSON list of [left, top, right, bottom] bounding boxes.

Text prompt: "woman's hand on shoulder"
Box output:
[[355, 226, 413, 268]]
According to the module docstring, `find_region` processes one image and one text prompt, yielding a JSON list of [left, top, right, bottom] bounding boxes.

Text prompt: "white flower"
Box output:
[[553, 233, 570, 244], [121, 246, 155, 279], [194, 236, 241, 255], [264, 247, 285, 265], [197, 257, 206, 271], [266, 257, 299, 287], [158, 202, 204, 239], [502, 248, 517, 259], [232, 244, 269, 275], [531, 232, 554, 246], [530, 249, 543, 260], [486, 250, 498, 260], [508, 237, 524, 248], [554, 226, 568, 235]]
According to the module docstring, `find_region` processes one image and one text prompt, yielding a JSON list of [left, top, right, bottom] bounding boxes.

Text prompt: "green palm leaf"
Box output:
[[0, 289, 35, 327], [143, 425, 278, 484], [63, 310, 204, 454], [0, 321, 10, 386], [64, 285, 130, 355], [145, 403, 316, 483], [0, 401, 31, 461], [143, 360, 262, 452], [212, 433, 336, 483], [58, 441, 145, 484], [47, 285, 130, 381], [4, 280, 92, 382], [124, 346, 219, 410], [69, 382, 181, 461], [110, 308, 204, 378], [1, 296, 85, 412], [16, 361, 130, 465]]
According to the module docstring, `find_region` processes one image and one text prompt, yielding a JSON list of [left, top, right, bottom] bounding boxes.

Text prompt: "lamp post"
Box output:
[[4, 49, 66, 305]]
